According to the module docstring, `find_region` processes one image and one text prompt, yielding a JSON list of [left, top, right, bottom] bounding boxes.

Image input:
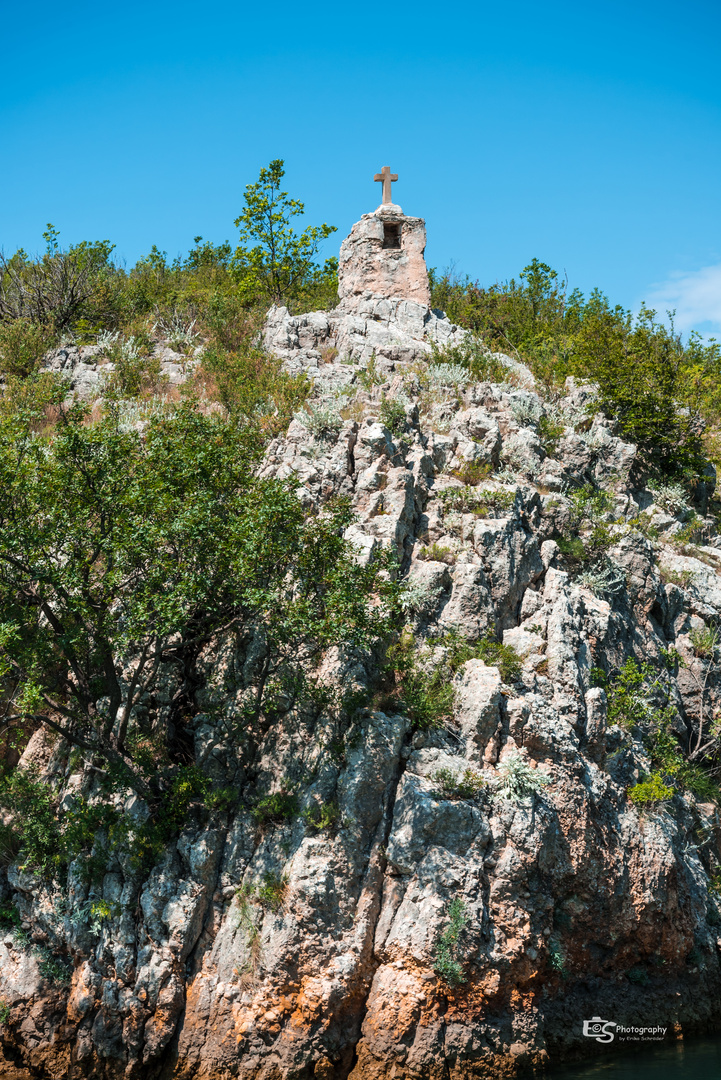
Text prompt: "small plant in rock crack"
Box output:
[[69, 898, 119, 935], [689, 625, 720, 660], [255, 872, 289, 912], [670, 512, 711, 550], [576, 559, 626, 601], [0, 1000, 10, 1025], [303, 800, 341, 832], [567, 484, 614, 528], [384, 629, 456, 728], [379, 394, 408, 435], [37, 948, 72, 985], [431, 767, 485, 801], [358, 353, 381, 390], [434, 898, 468, 987], [438, 486, 515, 517], [450, 460, 494, 486], [234, 885, 262, 977], [0, 902, 20, 930], [659, 566, 697, 589], [548, 941, 568, 978], [475, 634, 524, 683], [538, 414, 566, 457], [399, 579, 443, 617], [251, 790, 299, 826], [417, 542, 456, 565], [493, 753, 550, 802]]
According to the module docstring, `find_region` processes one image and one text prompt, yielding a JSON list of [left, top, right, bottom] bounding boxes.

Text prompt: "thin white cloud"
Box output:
[[644, 263, 721, 336]]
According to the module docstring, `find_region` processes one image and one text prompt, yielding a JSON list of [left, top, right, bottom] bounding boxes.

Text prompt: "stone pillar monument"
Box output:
[[337, 166, 431, 312]]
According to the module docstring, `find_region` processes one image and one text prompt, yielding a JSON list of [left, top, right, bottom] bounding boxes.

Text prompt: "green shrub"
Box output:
[[434, 898, 468, 987], [35, 946, 71, 985], [199, 345, 311, 437], [450, 460, 493, 485], [0, 1001, 10, 1025], [252, 790, 299, 825], [605, 658, 659, 729], [432, 767, 485, 800], [556, 535, 588, 566], [0, 769, 63, 877], [494, 753, 550, 802], [99, 333, 163, 399], [476, 635, 524, 682], [568, 484, 614, 526], [0, 902, 20, 929], [0, 319, 54, 376], [627, 771, 674, 808], [538, 415, 565, 457], [379, 395, 407, 435]]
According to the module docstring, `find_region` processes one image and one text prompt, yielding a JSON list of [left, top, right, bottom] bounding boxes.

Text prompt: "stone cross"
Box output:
[[374, 165, 398, 204]]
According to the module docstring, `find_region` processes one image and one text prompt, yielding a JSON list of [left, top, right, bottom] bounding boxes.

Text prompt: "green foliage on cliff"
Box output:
[[0, 398, 397, 802], [434, 898, 468, 987], [430, 260, 721, 480]]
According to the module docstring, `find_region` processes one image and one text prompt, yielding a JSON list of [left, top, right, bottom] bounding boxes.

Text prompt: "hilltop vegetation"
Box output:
[[1, 159, 721, 863]]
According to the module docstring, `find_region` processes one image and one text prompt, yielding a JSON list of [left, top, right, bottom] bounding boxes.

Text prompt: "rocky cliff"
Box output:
[[2, 296, 721, 1080]]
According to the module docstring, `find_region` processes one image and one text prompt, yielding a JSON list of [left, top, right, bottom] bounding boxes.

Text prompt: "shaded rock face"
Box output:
[[338, 203, 431, 312], [4, 302, 721, 1080]]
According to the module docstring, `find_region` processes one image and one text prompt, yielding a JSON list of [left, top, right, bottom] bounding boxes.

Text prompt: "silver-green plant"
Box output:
[[153, 312, 199, 352], [294, 401, 342, 439], [577, 559, 626, 600], [509, 397, 544, 426], [426, 362, 468, 388], [494, 753, 550, 802], [400, 578, 443, 616], [648, 479, 692, 518]]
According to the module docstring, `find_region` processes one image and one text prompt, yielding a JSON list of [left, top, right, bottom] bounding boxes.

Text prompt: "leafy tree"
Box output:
[[0, 399, 394, 800], [570, 305, 707, 477], [0, 226, 116, 333], [232, 159, 337, 303]]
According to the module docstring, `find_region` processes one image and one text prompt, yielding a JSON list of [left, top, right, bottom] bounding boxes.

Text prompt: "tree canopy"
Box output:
[[0, 398, 395, 800]]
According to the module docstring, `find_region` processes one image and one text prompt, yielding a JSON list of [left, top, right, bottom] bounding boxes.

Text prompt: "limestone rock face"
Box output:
[[338, 203, 431, 311], [5, 304, 721, 1080]]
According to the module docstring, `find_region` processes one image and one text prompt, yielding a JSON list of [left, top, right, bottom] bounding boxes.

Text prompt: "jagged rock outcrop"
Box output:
[[3, 296, 721, 1080]]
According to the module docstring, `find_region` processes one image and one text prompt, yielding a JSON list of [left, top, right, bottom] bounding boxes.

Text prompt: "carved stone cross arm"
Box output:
[[374, 165, 398, 204]]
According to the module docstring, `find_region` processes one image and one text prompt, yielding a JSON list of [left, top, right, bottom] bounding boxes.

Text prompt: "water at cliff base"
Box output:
[[545, 1035, 721, 1078]]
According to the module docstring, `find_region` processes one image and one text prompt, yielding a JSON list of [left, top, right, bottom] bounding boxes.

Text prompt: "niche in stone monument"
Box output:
[[382, 222, 402, 250]]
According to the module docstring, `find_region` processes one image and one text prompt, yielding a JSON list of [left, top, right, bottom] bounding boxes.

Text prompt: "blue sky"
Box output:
[[2, 0, 721, 332]]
